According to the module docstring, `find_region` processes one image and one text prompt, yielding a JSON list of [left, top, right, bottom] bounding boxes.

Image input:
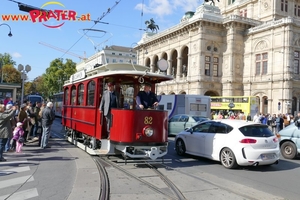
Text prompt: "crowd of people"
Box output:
[[0, 96, 55, 162], [211, 110, 297, 133]]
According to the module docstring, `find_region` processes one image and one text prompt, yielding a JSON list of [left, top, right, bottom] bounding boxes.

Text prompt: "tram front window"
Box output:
[[121, 84, 134, 109]]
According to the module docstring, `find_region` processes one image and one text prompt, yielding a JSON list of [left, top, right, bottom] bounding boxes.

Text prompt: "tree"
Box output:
[[0, 53, 16, 66], [1, 65, 22, 83], [145, 18, 159, 33], [43, 58, 77, 97], [0, 53, 18, 83], [32, 76, 48, 96]]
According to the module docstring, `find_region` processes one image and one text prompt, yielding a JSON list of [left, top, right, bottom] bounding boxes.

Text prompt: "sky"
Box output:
[[0, 0, 205, 80]]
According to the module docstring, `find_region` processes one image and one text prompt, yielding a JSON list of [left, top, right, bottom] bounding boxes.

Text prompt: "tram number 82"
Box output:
[[144, 116, 153, 125]]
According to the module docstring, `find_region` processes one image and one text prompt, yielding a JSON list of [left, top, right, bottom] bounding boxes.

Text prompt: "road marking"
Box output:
[[0, 188, 38, 200], [0, 176, 34, 189], [0, 160, 28, 166], [0, 166, 30, 176]]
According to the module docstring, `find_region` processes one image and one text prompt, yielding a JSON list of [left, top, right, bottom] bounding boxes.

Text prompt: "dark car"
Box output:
[[168, 114, 209, 136]]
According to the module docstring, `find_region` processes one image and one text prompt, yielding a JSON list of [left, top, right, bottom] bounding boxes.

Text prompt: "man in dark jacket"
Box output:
[[136, 83, 158, 109], [41, 102, 55, 149]]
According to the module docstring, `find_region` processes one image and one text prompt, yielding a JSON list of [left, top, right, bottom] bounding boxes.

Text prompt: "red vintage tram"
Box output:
[[62, 62, 172, 160]]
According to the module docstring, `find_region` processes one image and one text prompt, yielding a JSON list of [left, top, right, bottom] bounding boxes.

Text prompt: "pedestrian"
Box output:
[[0, 104, 16, 162], [253, 113, 261, 123], [26, 102, 34, 140], [4, 104, 16, 152], [41, 102, 55, 149], [294, 112, 300, 122], [18, 104, 29, 143], [246, 113, 252, 121], [3, 95, 10, 106], [276, 114, 284, 133], [99, 82, 120, 139], [136, 82, 158, 109], [270, 114, 277, 133], [29, 102, 41, 141], [38, 102, 47, 145], [12, 122, 25, 153]]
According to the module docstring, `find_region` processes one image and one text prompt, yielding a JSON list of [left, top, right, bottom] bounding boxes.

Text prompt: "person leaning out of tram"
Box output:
[[136, 82, 158, 110], [99, 82, 120, 139]]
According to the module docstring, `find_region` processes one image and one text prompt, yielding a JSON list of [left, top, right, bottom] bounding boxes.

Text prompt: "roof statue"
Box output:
[[204, 0, 219, 6], [145, 18, 159, 33]]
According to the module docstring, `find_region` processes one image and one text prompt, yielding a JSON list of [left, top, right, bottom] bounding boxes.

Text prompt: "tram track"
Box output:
[[94, 157, 110, 200], [94, 156, 187, 200]]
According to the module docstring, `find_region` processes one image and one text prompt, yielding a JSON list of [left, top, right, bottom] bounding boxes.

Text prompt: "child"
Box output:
[[12, 122, 25, 153]]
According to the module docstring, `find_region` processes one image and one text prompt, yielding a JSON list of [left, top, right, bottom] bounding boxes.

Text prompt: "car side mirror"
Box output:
[[295, 120, 300, 127], [186, 128, 193, 134]]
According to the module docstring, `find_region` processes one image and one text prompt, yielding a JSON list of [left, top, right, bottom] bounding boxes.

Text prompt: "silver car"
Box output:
[[278, 121, 300, 159], [168, 114, 209, 136]]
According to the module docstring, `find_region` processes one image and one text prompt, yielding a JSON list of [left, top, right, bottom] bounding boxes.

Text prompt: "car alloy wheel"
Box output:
[[176, 139, 186, 156], [220, 148, 238, 169]]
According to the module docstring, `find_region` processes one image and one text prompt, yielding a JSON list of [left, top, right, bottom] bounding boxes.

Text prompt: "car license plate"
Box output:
[[261, 154, 275, 160]]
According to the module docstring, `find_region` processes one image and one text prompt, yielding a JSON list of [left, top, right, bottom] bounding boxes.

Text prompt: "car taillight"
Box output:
[[273, 137, 279, 142], [240, 138, 257, 143]]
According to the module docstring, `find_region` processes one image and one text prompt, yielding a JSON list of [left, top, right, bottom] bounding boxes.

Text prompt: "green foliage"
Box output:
[[43, 58, 76, 98], [0, 53, 77, 99], [0, 53, 16, 66], [0, 53, 20, 83], [1, 65, 22, 83]]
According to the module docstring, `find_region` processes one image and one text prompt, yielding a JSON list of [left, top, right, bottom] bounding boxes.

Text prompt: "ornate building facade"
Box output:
[[135, 0, 300, 115]]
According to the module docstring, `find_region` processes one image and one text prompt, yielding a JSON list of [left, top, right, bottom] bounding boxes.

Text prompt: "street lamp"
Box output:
[[18, 64, 31, 103], [0, 23, 13, 37]]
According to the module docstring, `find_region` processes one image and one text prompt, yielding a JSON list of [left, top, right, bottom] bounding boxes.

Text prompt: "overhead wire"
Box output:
[[60, 0, 122, 59], [140, 0, 145, 37]]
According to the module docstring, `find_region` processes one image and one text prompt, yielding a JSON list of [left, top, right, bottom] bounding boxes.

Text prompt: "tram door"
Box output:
[[96, 79, 107, 139]]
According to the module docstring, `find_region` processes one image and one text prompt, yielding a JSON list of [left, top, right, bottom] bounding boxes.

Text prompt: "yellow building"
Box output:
[[135, 0, 300, 115]]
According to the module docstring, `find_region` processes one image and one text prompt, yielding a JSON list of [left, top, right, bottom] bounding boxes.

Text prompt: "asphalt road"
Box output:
[[53, 118, 300, 200], [167, 136, 300, 200]]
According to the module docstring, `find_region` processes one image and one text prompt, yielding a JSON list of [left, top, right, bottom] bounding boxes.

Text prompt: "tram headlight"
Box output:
[[143, 126, 154, 137]]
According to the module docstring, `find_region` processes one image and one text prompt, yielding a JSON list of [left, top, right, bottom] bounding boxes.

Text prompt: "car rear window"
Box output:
[[239, 125, 274, 137]]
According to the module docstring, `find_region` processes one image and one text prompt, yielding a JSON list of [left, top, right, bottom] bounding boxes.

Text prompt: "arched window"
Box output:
[[77, 83, 84, 105], [87, 80, 95, 106], [71, 85, 76, 105], [64, 88, 69, 105]]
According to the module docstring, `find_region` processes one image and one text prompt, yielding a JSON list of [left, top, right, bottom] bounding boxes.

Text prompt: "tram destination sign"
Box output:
[[70, 70, 86, 82]]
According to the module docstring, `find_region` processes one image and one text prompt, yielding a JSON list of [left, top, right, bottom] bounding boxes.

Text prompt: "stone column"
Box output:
[[150, 64, 155, 73], [176, 57, 182, 80], [167, 59, 172, 75]]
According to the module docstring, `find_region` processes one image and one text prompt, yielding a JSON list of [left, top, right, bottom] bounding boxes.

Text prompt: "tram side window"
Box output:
[[121, 84, 134, 109], [64, 89, 69, 105], [77, 83, 84, 106], [71, 85, 76, 105], [87, 80, 95, 106]]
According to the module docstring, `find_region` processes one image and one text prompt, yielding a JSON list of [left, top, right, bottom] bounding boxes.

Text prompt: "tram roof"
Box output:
[[64, 63, 173, 86]]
